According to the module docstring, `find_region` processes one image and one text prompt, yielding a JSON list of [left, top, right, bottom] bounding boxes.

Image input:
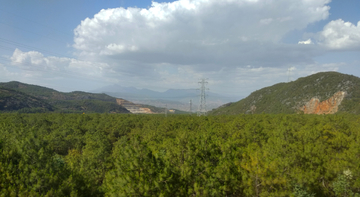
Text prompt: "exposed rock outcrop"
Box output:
[[246, 105, 256, 114], [301, 91, 346, 114], [116, 98, 154, 114]]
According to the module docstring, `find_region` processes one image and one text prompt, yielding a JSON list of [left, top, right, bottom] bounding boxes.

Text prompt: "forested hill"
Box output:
[[0, 81, 116, 101], [0, 81, 130, 113], [0, 87, 54, 113], [210, 71, 360, 115]]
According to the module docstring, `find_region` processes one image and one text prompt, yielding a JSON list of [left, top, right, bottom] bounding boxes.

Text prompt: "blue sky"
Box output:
[[0, 0, 359, 99]]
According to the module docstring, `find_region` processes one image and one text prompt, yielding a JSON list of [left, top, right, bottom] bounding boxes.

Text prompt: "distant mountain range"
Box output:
[[92, 85, 238, 112], [4, 72, 358, 115], [210, 71, 360, 115], [0, 81, 174, 114]]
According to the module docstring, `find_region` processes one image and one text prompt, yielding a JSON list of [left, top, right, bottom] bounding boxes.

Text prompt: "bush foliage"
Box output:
[[1, 113, 360, 196]]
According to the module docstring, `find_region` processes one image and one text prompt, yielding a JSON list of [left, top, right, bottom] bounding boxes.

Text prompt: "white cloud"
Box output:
[[4, 0, 345, 97], [298, 39, 313, 44], [318, 19, 360, 50], [73, 0, 330, 68], [10, 49, 109, 78], [0, 64, 15, 78], [11, 49, 57, 70], [0, 62, 48, 86]]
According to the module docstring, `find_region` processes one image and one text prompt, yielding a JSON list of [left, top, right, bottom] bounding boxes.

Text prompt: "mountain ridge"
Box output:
[[0, 87, 55, 113], [210, 71, 360, 115], [0, 81, 127, 113], [0, 81, 188, 114]]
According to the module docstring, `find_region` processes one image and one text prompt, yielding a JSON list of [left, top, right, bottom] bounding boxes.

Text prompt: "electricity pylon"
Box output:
[[189, 99, 192, 114], [287, 67, 292, 82], [197, 78, 208, 116]]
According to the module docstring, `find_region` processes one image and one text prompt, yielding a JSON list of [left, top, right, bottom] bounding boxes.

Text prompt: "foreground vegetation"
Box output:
[[1, 113, 360, 196]]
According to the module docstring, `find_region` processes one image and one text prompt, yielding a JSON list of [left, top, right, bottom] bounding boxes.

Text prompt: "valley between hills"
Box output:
[[1, 71, 360, 115]]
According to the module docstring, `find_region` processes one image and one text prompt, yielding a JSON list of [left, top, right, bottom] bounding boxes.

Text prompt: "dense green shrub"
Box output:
[[1, 113, 360, 196]]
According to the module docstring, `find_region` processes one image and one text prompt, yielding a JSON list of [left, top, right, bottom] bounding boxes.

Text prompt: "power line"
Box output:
[[0, 37, 73, 58]]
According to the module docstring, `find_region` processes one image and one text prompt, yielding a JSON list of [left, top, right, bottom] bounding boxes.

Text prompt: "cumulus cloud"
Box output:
[[0, 62, 51, 87], [318, 19, 360, 50], [11, 49, 60, 71], [4, 0, 344, 96], [298, 39, 313, 45], [0, 63, 16, 78], [73, 0, 330, 69], [10, 49, 109, 78]]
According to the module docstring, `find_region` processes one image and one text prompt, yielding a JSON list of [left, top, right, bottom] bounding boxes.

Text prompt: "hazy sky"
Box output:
[[0, 0, 359, 98]]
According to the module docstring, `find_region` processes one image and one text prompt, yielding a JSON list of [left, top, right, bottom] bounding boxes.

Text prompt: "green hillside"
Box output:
[[210, 72, 360, 115], [0, 87, 54, 113], [52, 100, 129, 113], [0, 81, 180, 114], [0, 81, 116, 101], [0, 82, 129, 113]]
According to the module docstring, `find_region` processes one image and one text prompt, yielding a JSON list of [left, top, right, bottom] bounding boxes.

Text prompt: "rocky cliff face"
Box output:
[[301, 91, 346, 114]]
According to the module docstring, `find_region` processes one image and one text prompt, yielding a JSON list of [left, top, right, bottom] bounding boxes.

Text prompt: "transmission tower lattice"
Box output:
[[197, 78, 208, 116], [287, 67, 292, 82]]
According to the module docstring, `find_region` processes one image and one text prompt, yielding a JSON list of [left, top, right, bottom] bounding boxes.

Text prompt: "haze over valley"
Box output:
[[91, 84, 238, 111]]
